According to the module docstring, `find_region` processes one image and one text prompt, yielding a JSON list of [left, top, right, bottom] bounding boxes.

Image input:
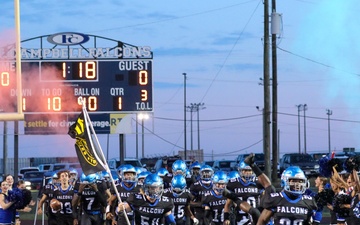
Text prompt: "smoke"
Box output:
[[292, 0, 360, 144]]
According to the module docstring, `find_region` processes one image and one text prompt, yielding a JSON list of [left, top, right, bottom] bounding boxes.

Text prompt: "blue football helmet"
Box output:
[[281, 166, 308, 195], [80, 173, 99, 183], [172, 160, 187, 176], [212, 171, 228, 193], [144, 173, 164, 199], [171, 174, 187, 197], [69, 168, 78, 178], [200, 165, 214, 181], [121, 164, 138, 183], [228, 171, 240, 180], [190, 161, 201, 176], [157, 168, 169, 177], [238, 161, 255, 182], [100, 171, 110, 181]]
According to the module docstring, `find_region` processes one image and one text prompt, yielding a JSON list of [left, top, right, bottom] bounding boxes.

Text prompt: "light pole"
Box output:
[[296, 104, 302, 153], [183, 73, 187, 160], [196, 103, 205, 151], [135, 115, 138, 159], [303, 104, 307, 154], [138, 113, 149, 158], [326, 109, 332, 154]]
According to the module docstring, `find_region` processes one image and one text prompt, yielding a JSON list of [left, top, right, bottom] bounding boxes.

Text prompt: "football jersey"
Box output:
[[126, 193, 174, 225], [227, 177, 261, 224], [163, 188, 193, 223], [262, 191, 317, 225], [110, 182, 141, 202], [190, 180, 213, 215], [53, 185, 75, 216], [78, 185, 107, 213], [202, 190, 227, 225]]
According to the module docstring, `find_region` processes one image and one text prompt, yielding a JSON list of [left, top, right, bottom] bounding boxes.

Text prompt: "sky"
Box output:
[[0, 0, 360, 162]]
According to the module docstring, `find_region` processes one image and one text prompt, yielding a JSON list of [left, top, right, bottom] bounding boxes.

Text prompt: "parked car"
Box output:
[[212, 160, 236, 173], [279, 153, 319, 177], [236, 153, 265, 172], [152, 155, 182, 173], [202, 161, 215, 167], [108, 158, 143, 170], [52, 162, 81, 171], [38, 164, 54, 171], [309, 152, 328, 161], [22, 171, 46, 190], [18, 167, 40, 180]]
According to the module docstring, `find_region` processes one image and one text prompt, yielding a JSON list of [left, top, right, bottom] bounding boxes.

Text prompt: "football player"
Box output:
[[245, 153, 317, 225], [163, 174, 198, 225], [117, 173, 176, 225], [107, 164, 141, 225], [72, 173, 107, 225], [223, 161, 261, 225], [202, 171, 229, 225], [190, 165, 214, 225], [52, 170, 76, 225]]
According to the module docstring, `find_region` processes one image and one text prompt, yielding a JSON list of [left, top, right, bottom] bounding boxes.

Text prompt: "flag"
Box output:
[[68, 110, 106, 175]]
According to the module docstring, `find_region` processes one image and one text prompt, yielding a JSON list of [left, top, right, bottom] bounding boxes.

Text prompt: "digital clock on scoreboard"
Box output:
[[0, 60, 153, 114]]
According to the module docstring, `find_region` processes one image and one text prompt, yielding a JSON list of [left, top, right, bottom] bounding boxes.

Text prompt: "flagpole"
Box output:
[[80, 100, 131, 225]]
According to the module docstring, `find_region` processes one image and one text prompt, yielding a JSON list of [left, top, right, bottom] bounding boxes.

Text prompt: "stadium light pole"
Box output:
[[138, 113, 149, 158], [326, 109, 332, 154]]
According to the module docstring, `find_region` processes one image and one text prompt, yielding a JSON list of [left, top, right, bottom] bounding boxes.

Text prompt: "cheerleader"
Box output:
[[0, 180, 16, 224], [328, 167, 351, 225]]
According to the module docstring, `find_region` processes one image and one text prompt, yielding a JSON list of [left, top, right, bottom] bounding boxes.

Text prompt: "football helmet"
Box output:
[[100, 171, 110, 181], [212, 171, 228, 193], [190, 161, 201, 176], [121, 164, 138, 183], [228, 171, 240, 180], [238, 161, 255, 182], [69, 168, 78, 178], [172, 160, 187, 176], [171, 174, 187, 197], [144, 173, 164, 199], [80, 173, 99, 183], [281, 166, 308, 195], [200, 165, 214, 181], [157, 168, 169, 178]]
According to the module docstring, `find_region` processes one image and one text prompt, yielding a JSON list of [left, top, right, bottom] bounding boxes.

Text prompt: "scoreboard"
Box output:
[[0, 59, 153, 114]]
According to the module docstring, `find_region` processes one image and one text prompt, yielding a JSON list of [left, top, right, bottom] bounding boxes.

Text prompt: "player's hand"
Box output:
[[73, 218, 78, 225], [78, 183, 87, 193], [118, 202, 127, 212], [37, 207, 42, 215], [89, 183, 98, 191], [193, 217, 199, 225], [223, 219, 230, 225], [106, 212, 114, 220]]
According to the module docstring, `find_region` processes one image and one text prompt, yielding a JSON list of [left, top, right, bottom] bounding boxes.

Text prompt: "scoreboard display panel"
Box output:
[[0, 59, 153, 114]]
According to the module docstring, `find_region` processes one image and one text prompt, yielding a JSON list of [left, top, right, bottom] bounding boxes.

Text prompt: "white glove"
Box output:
[[193, 217, 199, 225]]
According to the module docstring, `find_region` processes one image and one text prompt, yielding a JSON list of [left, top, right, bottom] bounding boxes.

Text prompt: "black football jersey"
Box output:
[[126, 193, 174, 225], [53, 185, 75, 216], [227, 177, 261, 223], [163, 188, 193, 222], [202, 190, 227, 225], [110, 182, 141, 203], [190, 180, 213, 215], [163, 173, 173, 189], [78, 185, 106, 213], [262, 191, 317, 225]]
